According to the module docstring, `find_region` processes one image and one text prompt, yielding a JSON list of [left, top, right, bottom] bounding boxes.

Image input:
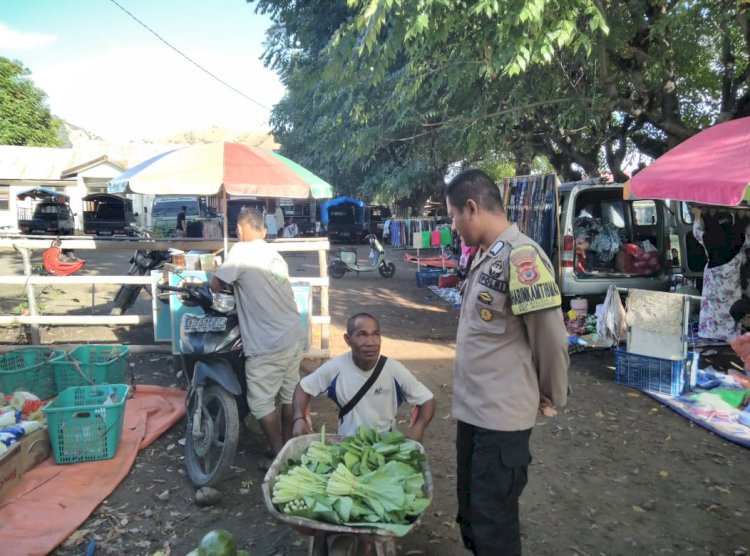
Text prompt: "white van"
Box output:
[[555, 180, 673, 305]]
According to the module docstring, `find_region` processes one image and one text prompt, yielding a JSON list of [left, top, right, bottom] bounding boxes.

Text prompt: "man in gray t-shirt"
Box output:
[[211, 206, 305, 459]]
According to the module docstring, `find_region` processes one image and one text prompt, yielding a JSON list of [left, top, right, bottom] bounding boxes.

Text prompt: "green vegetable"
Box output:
[[198, 529, 237, 556], [271, 426, 431, 535]]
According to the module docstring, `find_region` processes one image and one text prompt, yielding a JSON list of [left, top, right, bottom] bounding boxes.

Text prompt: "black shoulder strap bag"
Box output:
[[338, 356, 388, 421]]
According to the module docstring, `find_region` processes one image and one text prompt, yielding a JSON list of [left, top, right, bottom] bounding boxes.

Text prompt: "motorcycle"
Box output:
[[328, 234, 396, 278], [158, 280, 247, 488], [111, 226, 172, 315]]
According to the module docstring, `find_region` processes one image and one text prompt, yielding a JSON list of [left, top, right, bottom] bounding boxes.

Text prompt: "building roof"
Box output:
[[0, 142, 189, 182]]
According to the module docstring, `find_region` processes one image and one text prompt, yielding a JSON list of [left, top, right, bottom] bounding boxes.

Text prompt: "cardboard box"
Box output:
[[19, 426, 50, 473], [0, 443, 22, 500]]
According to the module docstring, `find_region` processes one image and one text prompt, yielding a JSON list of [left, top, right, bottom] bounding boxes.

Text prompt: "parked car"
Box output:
[[327, 202, 364, 243], [364, 205, 391, 239], [151, 196, 204, 232], [82, 194, 135, 236], [18, 202, 75, 235], [554, 180, 673, 305]]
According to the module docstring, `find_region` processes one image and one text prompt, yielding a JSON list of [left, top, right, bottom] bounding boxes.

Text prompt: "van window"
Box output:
[[633, 200, 657, 225], [153, 200, 200, 218]]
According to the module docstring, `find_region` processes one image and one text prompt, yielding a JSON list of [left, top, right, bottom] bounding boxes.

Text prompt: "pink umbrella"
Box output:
[[627, 116, 750, 206]]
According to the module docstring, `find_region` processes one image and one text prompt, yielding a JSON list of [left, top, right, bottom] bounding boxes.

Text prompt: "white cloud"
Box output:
[[0, 22, 56, 50]]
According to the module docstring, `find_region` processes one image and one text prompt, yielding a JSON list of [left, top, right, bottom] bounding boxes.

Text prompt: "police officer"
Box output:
[[446, 168, 569, 555]]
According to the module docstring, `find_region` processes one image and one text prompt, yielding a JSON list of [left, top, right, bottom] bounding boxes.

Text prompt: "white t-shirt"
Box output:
[[300, 352, 433, 437], [214, 239, 304, 356]]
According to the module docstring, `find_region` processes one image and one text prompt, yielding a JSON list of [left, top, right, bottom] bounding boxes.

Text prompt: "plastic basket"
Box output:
[[415, 269, 443, 288], [614, 349, 697, 396], [42, 384, 129, 464], [51, 345, 129, 392], [0, 348, 65, 399]]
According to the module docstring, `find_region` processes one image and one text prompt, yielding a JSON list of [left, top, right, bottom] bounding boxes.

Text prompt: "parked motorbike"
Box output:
[[158, 280, 246, 487], [328, 234, 396, 278], [111, 226, 171, 315]]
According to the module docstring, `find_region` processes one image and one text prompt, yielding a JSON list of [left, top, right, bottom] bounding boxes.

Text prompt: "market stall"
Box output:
[[617, 116, 750, 446]]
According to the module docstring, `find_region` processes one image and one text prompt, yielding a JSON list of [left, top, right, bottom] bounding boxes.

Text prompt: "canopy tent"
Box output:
[[320, 196, 365, 226], [625, 116, 750, 206], [107, 143, 333, 200], [16, 187, 70, 203], [107, 142, 334, 251]]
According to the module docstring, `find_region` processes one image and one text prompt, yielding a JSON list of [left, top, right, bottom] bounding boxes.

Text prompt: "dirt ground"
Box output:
[[1, 244, 749, 556]]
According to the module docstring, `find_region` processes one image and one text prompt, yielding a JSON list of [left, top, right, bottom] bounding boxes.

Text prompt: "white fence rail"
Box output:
[[0, 236, 331, 358]]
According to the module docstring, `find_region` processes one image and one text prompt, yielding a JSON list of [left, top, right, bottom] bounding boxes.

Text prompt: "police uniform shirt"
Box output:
[[453, 224, 569, 431]]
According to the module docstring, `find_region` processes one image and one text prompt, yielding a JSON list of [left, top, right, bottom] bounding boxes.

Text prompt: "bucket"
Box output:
[[570, 297, 588, 315]]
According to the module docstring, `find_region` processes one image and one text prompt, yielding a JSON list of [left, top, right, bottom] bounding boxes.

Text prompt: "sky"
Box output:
[[0, 0, 285, 142]]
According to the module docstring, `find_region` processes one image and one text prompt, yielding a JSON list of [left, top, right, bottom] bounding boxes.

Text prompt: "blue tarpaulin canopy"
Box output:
[[16, 187, 70, 202], [320, 196, 365, 225]]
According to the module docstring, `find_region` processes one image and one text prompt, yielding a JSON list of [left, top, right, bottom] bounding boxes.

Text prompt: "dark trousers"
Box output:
[[456, 421, 532, 556]]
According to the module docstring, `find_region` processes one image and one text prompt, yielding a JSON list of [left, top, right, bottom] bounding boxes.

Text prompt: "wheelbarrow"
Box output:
[[261, 433, 433, 556]]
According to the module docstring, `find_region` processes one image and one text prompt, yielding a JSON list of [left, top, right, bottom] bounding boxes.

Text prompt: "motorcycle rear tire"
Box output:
[[379, 262, 396, 278], [328, 262, 346, 279], [110, 284, 141, 315], [185, 384, 240, 488]]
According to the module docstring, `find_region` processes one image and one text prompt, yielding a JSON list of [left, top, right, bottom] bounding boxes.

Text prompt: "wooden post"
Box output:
[[318, 247, 330, 354], [18, 247, 40, 344]]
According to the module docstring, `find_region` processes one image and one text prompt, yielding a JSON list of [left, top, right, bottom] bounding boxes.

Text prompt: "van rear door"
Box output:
[[669, 200, 706, 279]]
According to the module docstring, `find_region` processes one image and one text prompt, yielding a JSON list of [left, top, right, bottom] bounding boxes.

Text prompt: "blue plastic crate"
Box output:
[[614, 349, 697, 396], [416, 269, 443, 288]]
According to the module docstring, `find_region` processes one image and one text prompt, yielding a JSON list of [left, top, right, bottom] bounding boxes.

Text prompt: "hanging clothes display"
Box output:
[[502, 173, 558, 259], [389, 218, 438, 247]]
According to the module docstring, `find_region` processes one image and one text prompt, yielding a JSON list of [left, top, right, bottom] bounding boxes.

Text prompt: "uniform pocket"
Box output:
[[472, 300, 507, 334]]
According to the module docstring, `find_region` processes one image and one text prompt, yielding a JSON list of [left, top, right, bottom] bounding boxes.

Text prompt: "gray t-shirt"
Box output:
[[214, 239, 304, 356]]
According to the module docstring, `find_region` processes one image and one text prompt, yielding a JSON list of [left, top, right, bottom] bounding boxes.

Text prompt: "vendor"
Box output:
[[692, 206, 749, 340]]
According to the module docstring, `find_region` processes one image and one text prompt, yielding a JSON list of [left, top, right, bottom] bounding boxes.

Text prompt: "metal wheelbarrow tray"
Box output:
[[261, 433, 433, 555]]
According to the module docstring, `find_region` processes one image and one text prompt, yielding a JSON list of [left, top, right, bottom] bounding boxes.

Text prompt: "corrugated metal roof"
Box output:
[[0, 142, 188, 181]]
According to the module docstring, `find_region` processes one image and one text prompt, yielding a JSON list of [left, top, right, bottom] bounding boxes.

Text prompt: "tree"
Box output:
[[0, 57, 62, 147], [252, 0, 750, 198]]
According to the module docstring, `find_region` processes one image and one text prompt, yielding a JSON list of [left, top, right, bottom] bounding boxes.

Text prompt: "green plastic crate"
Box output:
[[51, 345, 129, 392], [0, 348, 65, 400], [42, 384, 129, 464]]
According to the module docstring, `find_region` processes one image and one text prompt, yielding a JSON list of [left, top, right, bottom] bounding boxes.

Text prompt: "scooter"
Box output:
[[111, 226, 172, 315], [328, 234, 396, 278], [158, 280, 247, 488]]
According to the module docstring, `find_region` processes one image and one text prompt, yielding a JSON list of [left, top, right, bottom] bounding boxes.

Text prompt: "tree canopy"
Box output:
[[251, 0, 750, 205], [0, 57, 62, 147]]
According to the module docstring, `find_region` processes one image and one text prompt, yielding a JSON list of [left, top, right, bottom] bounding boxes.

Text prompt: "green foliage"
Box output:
[[0, 57, 63, 147], [250, 0, 750, 199]]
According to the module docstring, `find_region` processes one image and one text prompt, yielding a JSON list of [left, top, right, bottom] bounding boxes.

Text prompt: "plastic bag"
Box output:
[[597, 284, 627, 344]]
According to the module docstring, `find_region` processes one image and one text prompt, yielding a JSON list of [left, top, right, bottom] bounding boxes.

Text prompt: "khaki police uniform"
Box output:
[[453, 223, 569, 432]]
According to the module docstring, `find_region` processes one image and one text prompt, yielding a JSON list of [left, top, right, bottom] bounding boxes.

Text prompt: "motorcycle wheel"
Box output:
[[110, 284, 141, 315], [328, 262, 346, 279], [185, 384, 240, 488], [379, 262, 396, 278]]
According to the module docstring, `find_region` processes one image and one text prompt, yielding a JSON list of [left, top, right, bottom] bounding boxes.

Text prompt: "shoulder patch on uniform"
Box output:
[[508, 244, 561, 315], [489, 240, 504, 256]]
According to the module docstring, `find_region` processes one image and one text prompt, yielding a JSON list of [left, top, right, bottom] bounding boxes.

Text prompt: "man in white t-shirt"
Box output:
[[211, 206, 305, 459], [291, 313, 435, 442]]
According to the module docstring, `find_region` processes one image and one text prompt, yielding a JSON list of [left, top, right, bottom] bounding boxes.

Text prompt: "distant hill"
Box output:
[[151, 127, 278, 149], [58, 119, 277, 149], [58, 120, 104, 147]]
